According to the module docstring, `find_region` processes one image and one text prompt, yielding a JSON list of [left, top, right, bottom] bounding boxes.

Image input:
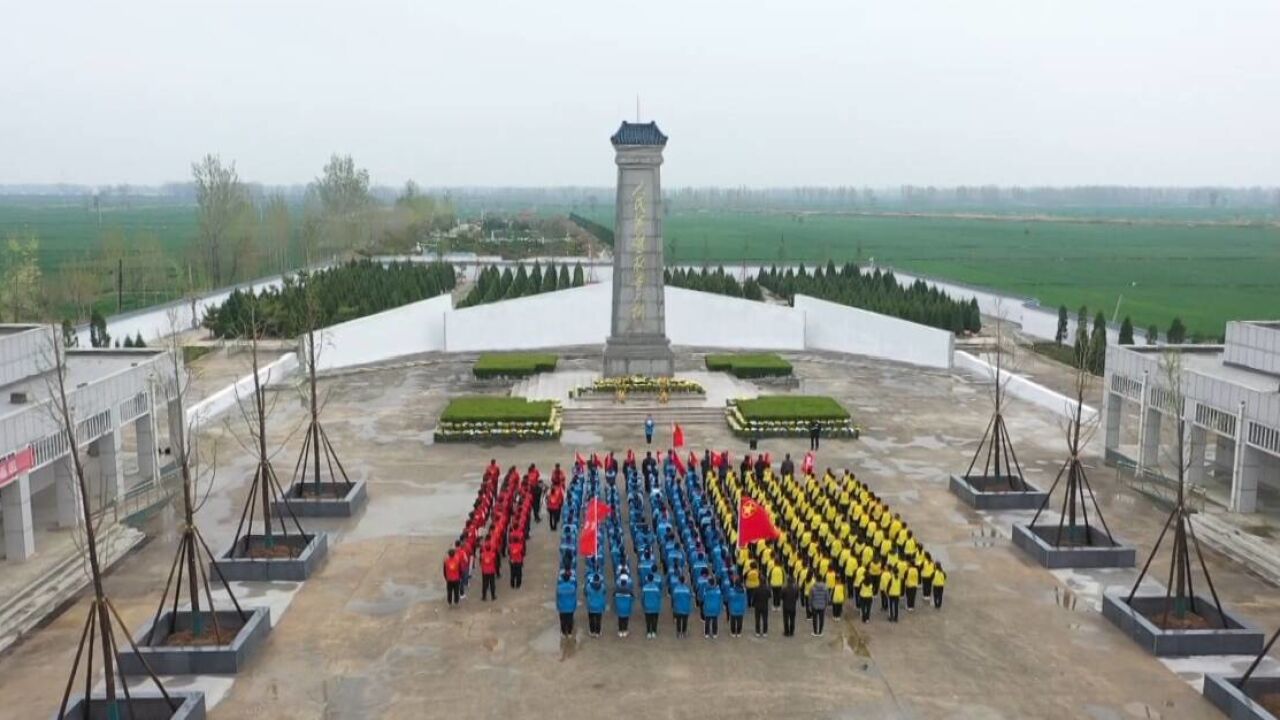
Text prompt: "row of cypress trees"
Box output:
[[664, 266, 765, 300], [758, 262, 982, 335], [202, 259, 456, 338], [457, 262, 586, 308]]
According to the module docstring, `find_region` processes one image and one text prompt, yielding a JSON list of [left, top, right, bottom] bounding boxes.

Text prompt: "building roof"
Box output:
[[611, 121, 668, 147]]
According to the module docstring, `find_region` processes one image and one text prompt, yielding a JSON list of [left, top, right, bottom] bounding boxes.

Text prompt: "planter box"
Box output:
[[1102, 592, 1265, 657], [1012, 522, 1136, 569], [1204, 674, 1280, 720], [117, 607, 271, 675], [273, 479, 368, 518], [949, 474, 1049, 511], [55, 691, 206, 720], [212, 532, 328, 582]]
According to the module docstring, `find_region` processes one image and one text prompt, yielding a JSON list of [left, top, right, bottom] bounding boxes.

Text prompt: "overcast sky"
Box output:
[[4, 0, 1278, 188]]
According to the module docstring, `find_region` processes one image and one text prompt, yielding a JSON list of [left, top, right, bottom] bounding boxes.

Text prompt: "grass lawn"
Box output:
[[705, 353, 793, 378], [439, 396, 555, 423], [735, 395, 850, 421], [471, 352, 558, 378]]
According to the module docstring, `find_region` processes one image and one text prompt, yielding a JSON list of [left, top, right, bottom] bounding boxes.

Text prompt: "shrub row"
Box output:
[[705, 353, 793, 378], [472, 353, 558, 379]]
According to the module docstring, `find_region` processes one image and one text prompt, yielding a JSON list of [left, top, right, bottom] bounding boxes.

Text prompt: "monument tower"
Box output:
[[603, 121, 675, 377]]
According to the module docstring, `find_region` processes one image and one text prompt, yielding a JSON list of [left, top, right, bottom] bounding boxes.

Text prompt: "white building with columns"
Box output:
[[0, 324, 175, 563], [1104, 321, 1280, 513]]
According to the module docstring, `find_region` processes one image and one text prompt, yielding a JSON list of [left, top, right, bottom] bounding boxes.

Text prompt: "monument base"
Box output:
[[603, 335, 674, 378]]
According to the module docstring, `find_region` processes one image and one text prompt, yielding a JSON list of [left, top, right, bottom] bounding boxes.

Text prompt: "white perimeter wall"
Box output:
[[186, 353, 299, 431], [795, 295, 954, 369], [444, 283, 612, 352], [665, 287, 804, 350], [316, 293, 452, 371], [953, 350, 1098, 424]]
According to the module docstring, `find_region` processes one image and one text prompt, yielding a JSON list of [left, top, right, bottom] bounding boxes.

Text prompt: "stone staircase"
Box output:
[[0, 522, 145, 655], [561, 406, 727, 427]]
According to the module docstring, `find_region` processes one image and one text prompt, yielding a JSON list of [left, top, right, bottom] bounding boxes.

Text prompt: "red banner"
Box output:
[[0, 446, 35, 489]]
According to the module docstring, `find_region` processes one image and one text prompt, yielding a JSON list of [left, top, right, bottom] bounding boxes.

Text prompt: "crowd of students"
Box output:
[[550, 449, 946, 639], [708, 456, 946, 634], [442, 459, 561, 605]]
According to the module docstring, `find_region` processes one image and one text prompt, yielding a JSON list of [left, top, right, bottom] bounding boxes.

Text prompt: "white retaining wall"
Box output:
[[185, 353, 299, 431], [444, 283, 612, 352], [795, 295, 954, 369], [954, 350, 1098, 423], [666, 287, 805, 350], [315, 293, 451, 371]]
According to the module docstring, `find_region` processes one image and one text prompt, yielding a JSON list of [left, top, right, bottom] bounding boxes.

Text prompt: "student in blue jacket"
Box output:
[[726, 579, 748, 637], [615, 573, 634, 638], [702, 576, 723, 639], [585, 574, 607, 638], [641, 574, 663, 639], [556, 570, 578, 637], [671, 577, 693, 638]]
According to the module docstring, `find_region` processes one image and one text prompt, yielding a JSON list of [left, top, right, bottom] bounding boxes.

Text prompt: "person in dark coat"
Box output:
[[809, 421, 821, 451], [781, 577, 801, 637], [780, 453, 794, 479], [751, 581, 771, 637]]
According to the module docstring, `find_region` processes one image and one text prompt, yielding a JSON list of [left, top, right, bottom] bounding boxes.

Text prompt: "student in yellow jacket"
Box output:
[[905, 564, 920, 611], [769, 562, 785, 608], [932, 565, 947, 610], [831, 580, 846, 619], [887, 571, 904, 622], [858, 580, 874, 623], [921, 556, 936, 598], [878, 567, 893, 612]]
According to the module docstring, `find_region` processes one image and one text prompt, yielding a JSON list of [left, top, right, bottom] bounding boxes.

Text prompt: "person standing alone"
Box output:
[[781, 577, 800, 637], [809, 420, 822, 451], [645, 414, 655, 445]]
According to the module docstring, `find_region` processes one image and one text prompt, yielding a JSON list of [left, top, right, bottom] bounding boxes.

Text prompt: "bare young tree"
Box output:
[[144, 309, 248, 645], [224, 302, 307, 558], [1124, 349, 1226, 628], [1028, 322, 1116, 547], [44, 330, 175, 718], [963, 302, 1027, 489], [288, 270, 355, 500]]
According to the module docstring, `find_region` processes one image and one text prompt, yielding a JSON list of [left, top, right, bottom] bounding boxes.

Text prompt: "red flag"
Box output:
[[688, 451, 698, 469], [673, 452, 686, 477], [802, 452, 815, 475], [578, 498, 612, 556], [763, 452, 771, 466], [738, 496, 780, 548], [672, 423, 685, 448], [574, 452, 586, 469]]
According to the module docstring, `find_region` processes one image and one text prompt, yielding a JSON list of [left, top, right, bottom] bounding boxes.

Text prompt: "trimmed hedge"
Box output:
[[440, 397, 556, 423], [735, 396, 850, 421], [472, 353, 558, 379], [705, 353, 793, 378], [727, 396, 857, 439]]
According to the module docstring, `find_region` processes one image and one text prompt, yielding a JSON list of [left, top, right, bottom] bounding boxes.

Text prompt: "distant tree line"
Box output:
[[757, 262, 981, 335], [457, 262, 585, 308], [664, 266, 764, 301], [202, 259, 456, 338], [568, 213, 614, 248]]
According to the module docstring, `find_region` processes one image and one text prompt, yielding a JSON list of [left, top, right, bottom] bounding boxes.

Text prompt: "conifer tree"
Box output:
[[1055, 305, 1068, 345], [1118, 316, 1134, 345], [572, 263, 585, 287], [559, 264, 571, 288]]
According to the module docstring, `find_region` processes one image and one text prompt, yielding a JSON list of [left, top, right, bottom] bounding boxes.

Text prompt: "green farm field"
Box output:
[[581, 208, 1280, 339], [0, 198, 199, 268]]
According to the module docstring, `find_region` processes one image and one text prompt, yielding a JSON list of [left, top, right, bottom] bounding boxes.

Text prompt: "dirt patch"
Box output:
[[164, 625, 241, 647], [294, 485, 351, 499], [242, 543, 302, 559], [1258, 692, 1280, 716], [1138, 606, 1215, 630]]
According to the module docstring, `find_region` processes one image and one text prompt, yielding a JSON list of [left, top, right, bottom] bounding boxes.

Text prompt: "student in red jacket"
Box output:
[[547, 485, 565, 531], [443, 549, 462, 605], [480, 541, 499, 601], [509, 538, 526, 589]]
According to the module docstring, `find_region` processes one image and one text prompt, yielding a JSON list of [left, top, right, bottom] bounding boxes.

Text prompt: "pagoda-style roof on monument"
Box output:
[[611, 121, 668, 147]]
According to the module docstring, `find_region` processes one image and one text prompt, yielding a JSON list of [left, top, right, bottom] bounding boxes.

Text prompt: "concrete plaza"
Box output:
[[1, 349, 1278, 719]]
